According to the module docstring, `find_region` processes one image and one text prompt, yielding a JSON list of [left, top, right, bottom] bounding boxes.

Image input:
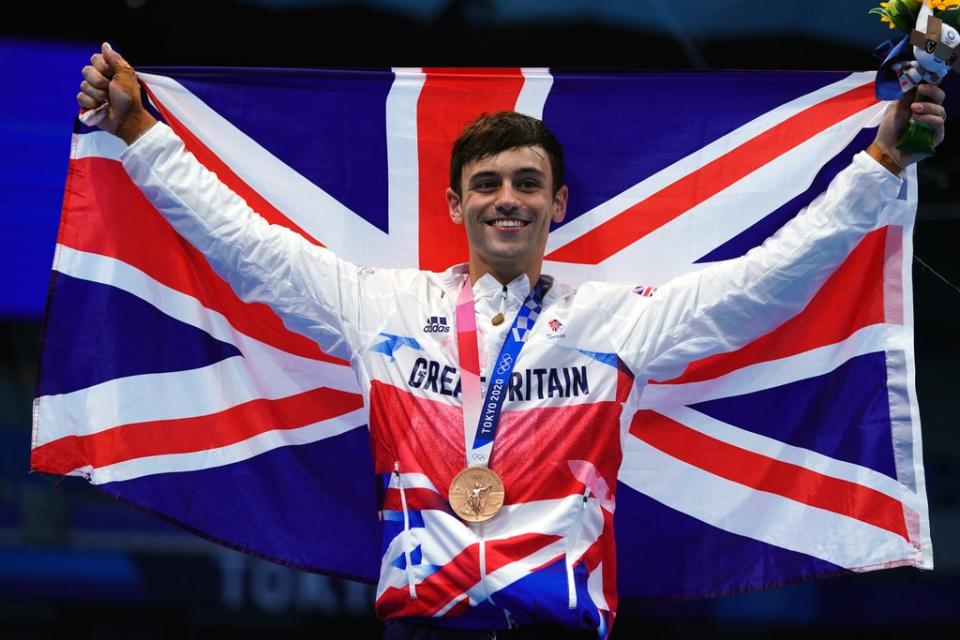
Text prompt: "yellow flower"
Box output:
[[871, 0, 920, 31], [927, 0, 960, 10]]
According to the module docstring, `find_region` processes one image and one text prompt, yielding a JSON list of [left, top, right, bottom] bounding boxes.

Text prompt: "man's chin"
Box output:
[[474, 251, 536, 278], [481, 246, 529, 265]]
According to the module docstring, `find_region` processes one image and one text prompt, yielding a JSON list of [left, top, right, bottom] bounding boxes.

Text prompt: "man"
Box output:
[[78, 43, 945, 639]]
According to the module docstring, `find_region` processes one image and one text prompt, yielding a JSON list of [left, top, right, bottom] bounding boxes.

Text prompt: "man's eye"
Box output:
[[518, 179, 541, 190], [474, 180, 498, 190]]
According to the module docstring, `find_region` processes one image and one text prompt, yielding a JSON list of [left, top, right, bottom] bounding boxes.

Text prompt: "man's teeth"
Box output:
[[491, 219, 526, 227]]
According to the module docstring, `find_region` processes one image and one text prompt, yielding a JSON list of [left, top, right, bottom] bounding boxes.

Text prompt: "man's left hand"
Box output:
[[872, 83, 947, 172]]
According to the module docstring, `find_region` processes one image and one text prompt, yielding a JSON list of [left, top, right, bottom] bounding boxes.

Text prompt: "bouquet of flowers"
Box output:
[[871, 0, 960, 153]]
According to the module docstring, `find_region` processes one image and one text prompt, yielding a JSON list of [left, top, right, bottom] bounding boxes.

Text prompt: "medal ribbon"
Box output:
[[455, 277, 545, 469]]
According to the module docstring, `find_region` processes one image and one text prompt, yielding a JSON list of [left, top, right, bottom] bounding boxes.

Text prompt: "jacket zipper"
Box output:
[[566, 487, 591, 609], [395, 462, 418, 598]]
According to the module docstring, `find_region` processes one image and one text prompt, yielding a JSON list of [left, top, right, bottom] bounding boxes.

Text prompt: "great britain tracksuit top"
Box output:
[[122, 122, 902, 636]]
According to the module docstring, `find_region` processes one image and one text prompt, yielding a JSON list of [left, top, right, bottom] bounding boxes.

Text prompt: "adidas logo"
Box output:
[[423, 316, 451, 333]]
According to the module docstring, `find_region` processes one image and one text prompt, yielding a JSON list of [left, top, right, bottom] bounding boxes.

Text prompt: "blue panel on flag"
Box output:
[[97, 425, 380, 582], [545, 71, 844, 227], [38, 273, 242, 397], [614, 482, 846, 600], [691, 351, 897, 479], [696, 128, 877, 262], [146, 67, 394, 232]]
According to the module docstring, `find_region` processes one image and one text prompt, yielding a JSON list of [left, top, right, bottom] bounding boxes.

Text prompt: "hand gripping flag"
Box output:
[[31, 68, 932, 599]]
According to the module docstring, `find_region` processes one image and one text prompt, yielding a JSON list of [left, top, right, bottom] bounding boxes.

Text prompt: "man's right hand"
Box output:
[[78, 42, 157, 145]]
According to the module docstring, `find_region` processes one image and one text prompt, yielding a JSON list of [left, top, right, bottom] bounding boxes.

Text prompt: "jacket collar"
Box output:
[[442, 263, 558, 305]]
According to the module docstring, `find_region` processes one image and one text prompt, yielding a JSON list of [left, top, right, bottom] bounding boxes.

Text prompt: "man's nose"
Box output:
[[494, 183, 520, 212]]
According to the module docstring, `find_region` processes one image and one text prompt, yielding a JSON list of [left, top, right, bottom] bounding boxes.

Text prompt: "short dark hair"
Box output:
[[449, 111, 565, 197]]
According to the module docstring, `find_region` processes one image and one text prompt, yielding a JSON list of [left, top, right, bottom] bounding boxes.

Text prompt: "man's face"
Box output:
[[446, 145, 568, 281]]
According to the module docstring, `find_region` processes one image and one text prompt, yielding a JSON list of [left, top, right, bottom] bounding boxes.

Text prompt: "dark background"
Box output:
[[1, 1, 958, 637]]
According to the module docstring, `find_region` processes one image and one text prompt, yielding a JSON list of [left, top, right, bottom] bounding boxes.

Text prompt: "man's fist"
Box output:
[[78, 42, 157, 145], [871, 83, 947, 172]]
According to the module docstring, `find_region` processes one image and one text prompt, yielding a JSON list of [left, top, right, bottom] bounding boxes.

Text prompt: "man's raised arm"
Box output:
[[77, 43, 409, 361], [607, 85, 946, 381]]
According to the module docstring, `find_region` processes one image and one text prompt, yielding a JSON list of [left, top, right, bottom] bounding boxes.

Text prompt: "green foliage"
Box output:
[[870, 0, 921, 33]]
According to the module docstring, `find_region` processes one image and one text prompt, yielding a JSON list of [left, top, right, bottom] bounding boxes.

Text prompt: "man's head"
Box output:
[[446, 111, 569, 286], [449, 111, 565, 198]]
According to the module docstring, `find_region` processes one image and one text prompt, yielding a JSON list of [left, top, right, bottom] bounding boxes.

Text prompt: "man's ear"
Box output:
[[447, 187, 463, 224], [551, 185, 569, 224]]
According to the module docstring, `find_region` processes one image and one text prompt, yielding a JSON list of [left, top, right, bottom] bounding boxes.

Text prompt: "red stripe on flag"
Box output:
[[141, 81, 324, 246], [59, 156, 346, 365], [659, 228, 887, 384], [31, 386, 363, 475], [417, 68, 527, 271], [629, 410, 909, 540], [547, 82, 879, 264]]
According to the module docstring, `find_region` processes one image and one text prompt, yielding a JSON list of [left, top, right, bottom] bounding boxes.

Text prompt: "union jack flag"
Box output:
[[31, 67, 932, 600]]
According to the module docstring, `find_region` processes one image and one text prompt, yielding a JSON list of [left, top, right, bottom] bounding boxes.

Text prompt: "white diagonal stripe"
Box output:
[[546, 72, 876, 253], [545, 73, 888, 287], [595, 106, 886, 282], [36, 246, 359, 445], [618, 432, 926, 570], [79, 408, 367, 483], [655, 405, 911, 505], [137, 71, 403, 264], [73, 130, 126, 161], [638, 323, 901, 408]]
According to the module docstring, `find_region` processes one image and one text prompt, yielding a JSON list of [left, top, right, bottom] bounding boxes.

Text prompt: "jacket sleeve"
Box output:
[[606, 151, 905, 382], [121, 121, 411, 361]]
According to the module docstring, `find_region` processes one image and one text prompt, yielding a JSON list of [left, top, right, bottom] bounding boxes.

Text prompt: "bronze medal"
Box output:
[[490, 312, 505, 326], [448, 467, 505, 523]]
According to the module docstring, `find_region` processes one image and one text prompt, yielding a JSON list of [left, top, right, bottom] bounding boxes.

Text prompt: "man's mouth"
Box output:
[[486, 219, 529, 228]]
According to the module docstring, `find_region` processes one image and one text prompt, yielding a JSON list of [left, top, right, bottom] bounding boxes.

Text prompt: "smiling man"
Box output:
[[77, 43, 945, 639], [446, 113, 568, 289]]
